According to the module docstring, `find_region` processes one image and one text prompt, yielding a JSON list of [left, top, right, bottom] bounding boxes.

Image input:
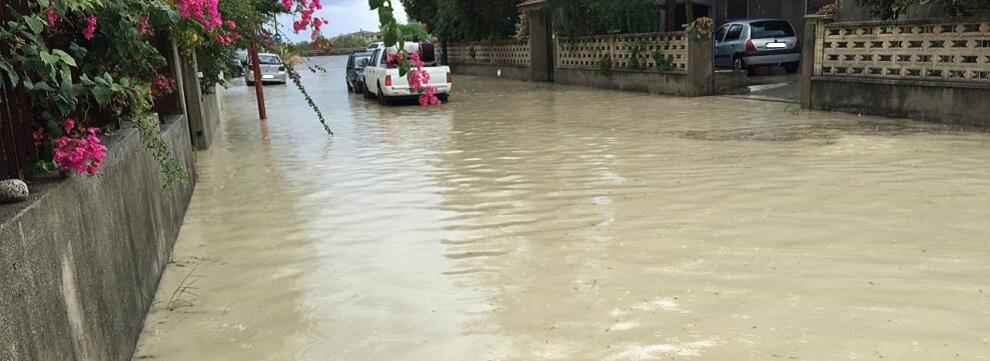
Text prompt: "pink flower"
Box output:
[[138, 16, 150, 34], [281, 0, 293, 10], [63, 118, 75, 134], [225, 20, 236, 29], [386, 52, 405, 67], [139, 16, 150, 34], [46, 10, 58, 28], [82, 15, 97, 40], [52, 120, 107, 176], [418, 87, 441, 107]]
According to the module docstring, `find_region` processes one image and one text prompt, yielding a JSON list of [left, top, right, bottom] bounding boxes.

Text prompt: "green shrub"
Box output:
[[598, 54, 613, 77], [652, 49, 674, 71]]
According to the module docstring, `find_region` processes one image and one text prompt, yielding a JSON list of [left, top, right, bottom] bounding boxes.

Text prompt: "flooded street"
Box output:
[[134, 55, 990, 360]]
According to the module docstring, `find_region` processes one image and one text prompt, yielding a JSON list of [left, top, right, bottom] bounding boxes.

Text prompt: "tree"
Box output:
[[424, 0, 520, 41], [854, 0, 990, 19], [400, 0, 438, 26], [551, 0, 663, 37]]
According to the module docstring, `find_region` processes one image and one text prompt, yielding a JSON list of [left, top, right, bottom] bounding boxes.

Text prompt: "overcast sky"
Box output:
[[276, 0, 408, 43]]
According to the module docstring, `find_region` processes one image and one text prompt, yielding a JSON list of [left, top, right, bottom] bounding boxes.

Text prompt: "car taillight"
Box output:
[[385, 75, 392, 87], [745, 39, 757, 54], [278, 66, 285, 71], [446, 73, 452, 84]]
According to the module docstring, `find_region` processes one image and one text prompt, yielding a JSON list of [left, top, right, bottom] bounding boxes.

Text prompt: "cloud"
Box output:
[[276, 0, 408, 43]]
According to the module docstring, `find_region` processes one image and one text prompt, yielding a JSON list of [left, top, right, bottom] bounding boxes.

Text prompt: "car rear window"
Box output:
[[258, 55, 281, 65], [750, 21, 794, 39]]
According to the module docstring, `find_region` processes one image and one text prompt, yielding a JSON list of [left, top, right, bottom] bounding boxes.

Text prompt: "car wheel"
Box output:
[[377, 86, 390, 106], [438, 94, 449, 103], [732, 56, 746, 72], [783, 62, 800, 74], [363, 84, 376, 99], [246, 80, 255, 86]]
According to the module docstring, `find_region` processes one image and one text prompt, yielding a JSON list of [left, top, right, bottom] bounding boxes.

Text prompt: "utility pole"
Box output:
[[249, 43, 267, 120]]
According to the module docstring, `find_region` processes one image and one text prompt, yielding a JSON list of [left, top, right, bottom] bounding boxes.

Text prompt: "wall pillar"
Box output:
[[800, 14, 833, 109], [152, 36, 187, 117], [526, 8, 552, 82], [179, 54, 210, 150], [686, 30, 714, 96]]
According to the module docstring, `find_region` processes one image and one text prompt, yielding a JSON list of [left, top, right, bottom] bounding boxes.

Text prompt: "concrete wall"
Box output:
[[0, 115, 196, 361], [450, 64, 531, 82], [809, 77, 990, 127], [554, 67, 697, 96]]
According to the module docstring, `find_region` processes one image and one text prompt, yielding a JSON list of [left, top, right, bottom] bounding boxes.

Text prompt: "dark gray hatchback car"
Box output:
[[714, 19, 800, 73], [346, 51, 373, 93]]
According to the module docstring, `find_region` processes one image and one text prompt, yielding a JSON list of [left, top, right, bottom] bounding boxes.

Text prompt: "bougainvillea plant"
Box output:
[[50, 119, 108, 176], [369, 0, 441, 107], [0, 0, 188, 185]]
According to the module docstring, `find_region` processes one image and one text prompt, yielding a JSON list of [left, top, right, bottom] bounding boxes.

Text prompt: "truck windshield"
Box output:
[[750, 21, 794, 39]]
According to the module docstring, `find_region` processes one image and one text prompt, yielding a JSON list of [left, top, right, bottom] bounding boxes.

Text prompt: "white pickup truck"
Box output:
[[362, 45, 452, 105]]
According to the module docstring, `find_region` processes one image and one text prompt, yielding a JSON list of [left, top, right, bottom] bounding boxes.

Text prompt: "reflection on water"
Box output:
[[133, 56, 990, 361]]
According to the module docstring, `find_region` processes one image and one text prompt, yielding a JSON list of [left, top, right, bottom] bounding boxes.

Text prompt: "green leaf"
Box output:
[[0, 61, 17, 87], [60, 65, 73, 84], [69, 42, 88, 58], [368, 0, 385, 10], [52, 50, 76, 67], [92, 85, 111, 106], [39, 51, 58, 65], [32, 82, 54, 92], [24, 15, 44, 35]]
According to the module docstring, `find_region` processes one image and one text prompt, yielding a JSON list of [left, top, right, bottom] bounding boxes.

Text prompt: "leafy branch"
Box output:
[[284, 62, 332, 135]]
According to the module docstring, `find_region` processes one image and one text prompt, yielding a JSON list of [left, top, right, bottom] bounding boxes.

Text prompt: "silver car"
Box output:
[[714, 19, 800, 73], [246, 53, 287, 85]]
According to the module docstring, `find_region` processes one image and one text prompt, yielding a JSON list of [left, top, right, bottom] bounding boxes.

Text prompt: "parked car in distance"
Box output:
[[346, 51, 373, 93], [363, 46, 452, 105], [714, 19, 800, 73], [246, 53, 287, 85], [226, 53, 243, 78]]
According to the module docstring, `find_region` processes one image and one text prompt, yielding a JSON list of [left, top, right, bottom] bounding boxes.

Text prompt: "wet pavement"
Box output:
[[133, 56, 990, 361]]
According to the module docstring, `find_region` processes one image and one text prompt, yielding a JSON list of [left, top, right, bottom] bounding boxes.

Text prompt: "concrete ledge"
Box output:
[[553, 67, 698, 96], [450, 63, 532, 82], [0, 116, 196, 361], [715, 70, 749, 94], [810, 77, 990, 126]]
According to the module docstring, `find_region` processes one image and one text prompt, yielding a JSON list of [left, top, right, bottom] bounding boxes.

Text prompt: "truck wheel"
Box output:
[[438, 94, 449, 103], [363, 85, 375, 99], [377, 85, 390, 106]]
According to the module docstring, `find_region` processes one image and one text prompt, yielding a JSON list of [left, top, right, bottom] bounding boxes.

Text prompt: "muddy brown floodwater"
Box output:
[[133, 56, 990, 361]]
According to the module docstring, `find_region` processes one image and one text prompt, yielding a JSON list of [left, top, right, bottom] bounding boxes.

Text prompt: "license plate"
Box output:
[[262, 75, 275, 79], [766, 42, 787, 49]]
